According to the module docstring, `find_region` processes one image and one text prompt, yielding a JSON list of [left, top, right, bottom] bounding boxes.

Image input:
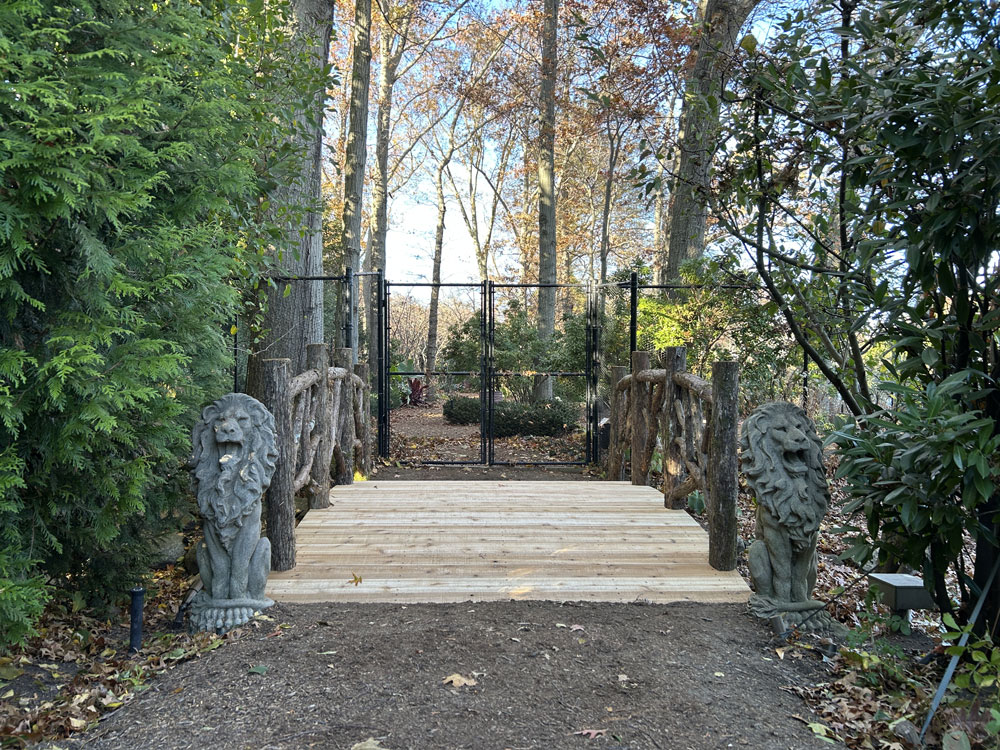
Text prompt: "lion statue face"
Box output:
[[191, 394, 279, 546], [740, 402, 829, 549]]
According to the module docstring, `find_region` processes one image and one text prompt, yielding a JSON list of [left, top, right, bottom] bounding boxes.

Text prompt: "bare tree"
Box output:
[[534, 0, 558, 401], [340, 0, 373, 356]]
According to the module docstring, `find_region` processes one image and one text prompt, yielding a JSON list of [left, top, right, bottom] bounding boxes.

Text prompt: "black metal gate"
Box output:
[[376, 277, 600, 466]]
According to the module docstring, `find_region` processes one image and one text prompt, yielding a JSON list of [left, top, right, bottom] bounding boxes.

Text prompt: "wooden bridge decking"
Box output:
[[266, 481, 751, 604]]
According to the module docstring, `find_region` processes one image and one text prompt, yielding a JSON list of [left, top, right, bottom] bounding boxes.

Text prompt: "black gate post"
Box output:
[[487, 280, 496, 466], [628, 270, 638, 364], [584, 284, 593, 464], [479, 280, 488, 465], [586, 283, 600, 465], [376, 270, 388, 458]]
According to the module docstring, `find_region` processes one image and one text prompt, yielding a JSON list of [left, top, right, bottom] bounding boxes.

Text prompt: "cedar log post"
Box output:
[[307, 343, 331, 509], [607, 365, 627, 481], [630, 350, 651, 485], [355, 362, 371, 477], [334, 347, 355, 485], [708, 361, 739, 571], [661, 347, 687, 508], [261, 358, 296, 571]]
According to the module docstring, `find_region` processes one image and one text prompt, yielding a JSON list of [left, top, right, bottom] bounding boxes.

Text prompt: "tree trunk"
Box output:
[[425, 159, 449, 384], [599, 124, 622, 303], [306, 343, 331, 509], [708, 361, 739, 571], [534, 0, 558, 402], [261, 358, 296, 571], [652, 156, 667, 285], [246, 0, 331, 395], [365, 6, 412, 358], [340, 0, 372, 356], [630, 351, 651, 485], [664, 0, 759, 280]]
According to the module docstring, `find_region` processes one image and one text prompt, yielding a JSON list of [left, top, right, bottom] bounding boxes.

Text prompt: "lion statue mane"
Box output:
[[740, 402, 844, 635], [189, 393, 278, 633], [191, 393, 279, 547]]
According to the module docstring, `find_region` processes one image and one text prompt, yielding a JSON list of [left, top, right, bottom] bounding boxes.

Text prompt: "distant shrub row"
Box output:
[[443, 396, 481, 424], [442, 397, 578, 437]]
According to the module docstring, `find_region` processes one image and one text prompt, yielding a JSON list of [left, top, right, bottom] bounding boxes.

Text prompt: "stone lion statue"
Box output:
[[741, 402, 844, 635], [188, 393, 278, 633]]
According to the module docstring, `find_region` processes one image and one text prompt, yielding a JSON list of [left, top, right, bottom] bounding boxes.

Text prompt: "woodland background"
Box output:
[[1, 0, 998, 705]]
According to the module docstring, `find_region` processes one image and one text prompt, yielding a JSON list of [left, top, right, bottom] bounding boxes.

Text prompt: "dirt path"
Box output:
[[387, 400, 588, 467], [63, 601, 836, 750], [52, 443, 842, 749]]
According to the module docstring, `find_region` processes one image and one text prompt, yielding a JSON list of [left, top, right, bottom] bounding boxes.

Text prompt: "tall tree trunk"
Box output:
[[598, 130, 619, 289], [596, 125, 622, 316], [534, 0, 558, 402], [664, 0, 759, 281], [652, 150, 667, 285], [425, 160, 449, 386], [654, 103, 680, 286], [561, 243, 574, 320], [365, 5, 412, 360], [340, 0, 372, 357], [247, 0, 331, 395]]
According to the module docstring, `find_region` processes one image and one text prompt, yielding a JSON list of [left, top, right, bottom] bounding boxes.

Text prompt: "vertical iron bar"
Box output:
[[488, 280, 496, 466], [376, 270, 386, 457], [479, 280, 487, 465], [344, 266, 354, 351], [584, 284, 593, 464], [629, 270, 638, 365], [384, 281, 391, 456], [590, 285, 601, 464]]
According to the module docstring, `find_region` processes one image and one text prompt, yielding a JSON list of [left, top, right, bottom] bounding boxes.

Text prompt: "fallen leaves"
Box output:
[[0, 665, 24, 682], [441, 673, 477, 687], [573, 728, 607, 739], [351, 739, 391, 750], [0, 565, 242, 748]]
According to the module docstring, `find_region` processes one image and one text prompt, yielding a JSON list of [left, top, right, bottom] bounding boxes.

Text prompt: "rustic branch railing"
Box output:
[[606, 347, 739, 571], [258, 344, 372, 571]]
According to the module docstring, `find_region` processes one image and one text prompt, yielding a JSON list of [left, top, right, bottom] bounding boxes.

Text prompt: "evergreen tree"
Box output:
[[0, 0, 326, 647]]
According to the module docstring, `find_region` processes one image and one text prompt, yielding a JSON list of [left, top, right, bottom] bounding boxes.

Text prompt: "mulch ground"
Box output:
[[51, 601, 837, 750], [5, 402, 964, 749]]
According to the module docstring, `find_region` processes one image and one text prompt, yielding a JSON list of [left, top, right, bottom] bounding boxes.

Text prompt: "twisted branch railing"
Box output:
[[606, 346, 739, 571], [258, 345, 372, 571]]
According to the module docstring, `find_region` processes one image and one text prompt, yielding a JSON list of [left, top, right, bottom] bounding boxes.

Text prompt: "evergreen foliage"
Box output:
[[443, 396, 578, 437], [442, 396, 480, 425], [716, 0, 999, 627], [0, 0, 327, 648]]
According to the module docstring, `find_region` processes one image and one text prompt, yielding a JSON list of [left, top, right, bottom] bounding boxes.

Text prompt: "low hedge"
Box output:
[[443, 397, 578, 436], [443, 396, 481, 424]]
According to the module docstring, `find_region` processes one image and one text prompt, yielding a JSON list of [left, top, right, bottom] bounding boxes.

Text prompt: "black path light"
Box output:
[[128, 586, 145, 654]]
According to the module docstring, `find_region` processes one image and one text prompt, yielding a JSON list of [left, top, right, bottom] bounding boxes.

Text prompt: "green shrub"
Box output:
[[0, 0, 324, 627], [0, 550, 48, 652], [443, 398, 579, 436], [833, 375, 1000, 616], [493, 401, 578, 437], [443, 397, 481, 425]]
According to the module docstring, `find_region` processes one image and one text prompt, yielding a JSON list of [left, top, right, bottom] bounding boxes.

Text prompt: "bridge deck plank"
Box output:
[[266, 481, 750, 604]]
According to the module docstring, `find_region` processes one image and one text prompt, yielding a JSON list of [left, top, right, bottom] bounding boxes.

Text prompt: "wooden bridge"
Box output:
[[266, 481, 750, 604]]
